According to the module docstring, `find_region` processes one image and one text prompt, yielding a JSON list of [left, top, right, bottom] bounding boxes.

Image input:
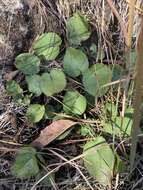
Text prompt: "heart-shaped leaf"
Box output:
[[40, 69, 67, 97], [26, 104, 45, 123], [26, 75, 42, 96], [83, 64, 112, 96], [6, 80, 23, 96], [63, 90, 87, 115], [83, 136, 115, 187], [67, 12, 91, 45], [63, 47, 89, 77], [15, 53, 40, 75], [33, 32, 62, 61], [11, 147, 39, 179]]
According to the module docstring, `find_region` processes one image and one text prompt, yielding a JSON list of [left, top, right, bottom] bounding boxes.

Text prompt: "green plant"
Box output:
[[33, 32, 62, 60], [66, 12, 91, 45], [102, 103, 133, 137], [63, 47, 89, 77], [11, 147, 40, 179], [15, 53, 40, 75], [83, 64, 112, 97], [26, 75, 42, 96], [40, 69, 67, 97], [26, 104, 45, 123], [83, 136, 121, 187], [11, 146, 55, 186], [7, 12, 127, 186], [6, 80, 23, 96], [63, 90, 87, 115]]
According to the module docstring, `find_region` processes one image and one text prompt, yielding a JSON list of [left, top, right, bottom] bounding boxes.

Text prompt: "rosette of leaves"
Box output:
[[33, 32, 62, 61]]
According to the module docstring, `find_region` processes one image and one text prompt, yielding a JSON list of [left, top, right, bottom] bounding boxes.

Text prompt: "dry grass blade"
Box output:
[[31, 148, 97, 190], [31, 119, 77, 148], [106, 0, 128, 44]]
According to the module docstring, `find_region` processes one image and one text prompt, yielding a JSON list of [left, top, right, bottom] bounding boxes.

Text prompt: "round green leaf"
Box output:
[[11, 146, 39, 179], [82, 69, 99, 97], [92, 64, 112, 88], [63, 90, 87, 115], [63, 47, 89, 77], [83, 136, 115, 187], [6, 80, 23, 96], [15, 53, 40, 75], [40, 69, 67, 97], [67, 12, 91, 45], [83, 64, 112, 96], [26, 104, 45, 123], [33, 32, 62, 61], [26, 75, 42, 96]]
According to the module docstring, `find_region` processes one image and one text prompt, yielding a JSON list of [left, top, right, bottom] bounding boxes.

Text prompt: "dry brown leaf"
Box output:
[[31, 119, 77, 148]]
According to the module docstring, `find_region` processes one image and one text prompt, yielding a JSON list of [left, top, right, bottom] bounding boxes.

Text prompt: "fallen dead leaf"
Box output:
[[31, 120, 77, 148]]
